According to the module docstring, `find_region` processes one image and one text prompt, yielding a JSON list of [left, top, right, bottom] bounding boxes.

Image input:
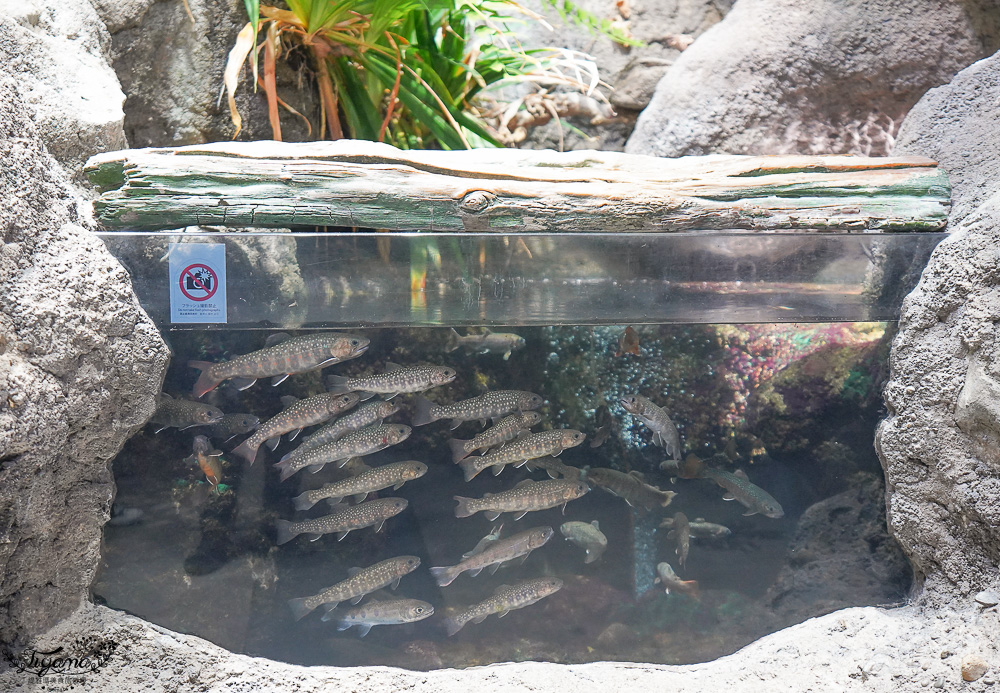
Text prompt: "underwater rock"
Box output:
[[627, 0, 997, 158], [961, 653, 989, 682], [0, 70, 169, 643]]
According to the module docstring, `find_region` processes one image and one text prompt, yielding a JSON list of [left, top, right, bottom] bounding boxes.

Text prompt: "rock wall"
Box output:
[[0, 5, 170, 643]]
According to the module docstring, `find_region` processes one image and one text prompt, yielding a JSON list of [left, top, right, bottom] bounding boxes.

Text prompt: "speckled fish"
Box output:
[[412, 390, 544, 428], [150, 394, 224, 433], [232, 392, 360, 466], [189, 332, 369, 398], [429, 526, 554, 587], [335, 598, 434, 637], [660, 516, 732, 539], [454, 479, 590, 521], [274, 423, 412, 481], [327, 362, 456, 400], [296, 400, 400, 455], [443, 577, 563, 636], [287, 555, 421, 621], [445, 328, 526, 360], [585, 468, 676, 511], [207, 413, 260, 443], [448, 412, 543, 463], [655, 561, 699, 599], [621, 394, 682, 461], [522, 456, 585, 480], [560, 520, 607, 564], [183, 435, 224, 487], [701, 467, 784, 518], [667, 512, 690, 568], [457, 429, 586, 481], [274, 497, 408, 545], [292, 460, 428, 511]]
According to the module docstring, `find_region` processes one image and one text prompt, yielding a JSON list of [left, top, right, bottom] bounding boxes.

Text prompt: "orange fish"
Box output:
[[616, 327, 640, 357], [184, 435, 224, 488]]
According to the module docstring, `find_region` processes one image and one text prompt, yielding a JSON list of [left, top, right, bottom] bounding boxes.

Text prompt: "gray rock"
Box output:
[[0, 67, 169, 644], [627, 0, 999, 157]]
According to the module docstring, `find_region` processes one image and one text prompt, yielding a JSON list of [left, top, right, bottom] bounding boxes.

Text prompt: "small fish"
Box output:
[[448, 412, 543, 463], [335, 598, 434, 638], [189, 332, 369, 398], [287, 555, 421, 621], [615, 326, 640, 357], [621, 394, 682, 461], [701, 467, 784, 519], [274, 423, 412, 482], [327, 362, 456, 400], [232, 392, 360, 466], [207, 413, 260, 443], [667, 512, 690, 568], [457, 429, 586, 481], [589, 404, 614, 448], [454, 479, 589, 521], [295, 400, 400, 456], [150, 394, 224, 433], [429, 526, 554, 587], [585, 468, 676, 511], [443, 577, 563, 636], [522, 456, 585, 480], [560, 520, 607, 564], [445, 328, 526, 360], [654, 561, 699, 599], [183, 435, 224, 487], [412, 390, 544, 428], [660, 516, 732, 540], [292, 460, 428, 510], [274, 497, 408, 545]]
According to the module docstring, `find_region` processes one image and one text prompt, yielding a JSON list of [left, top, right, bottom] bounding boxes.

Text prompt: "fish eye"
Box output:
[[351, 339, 360, 346]]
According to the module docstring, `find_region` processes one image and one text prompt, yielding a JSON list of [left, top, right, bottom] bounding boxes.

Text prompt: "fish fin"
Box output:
[[503, 352, 511, 361], [584, 550, 599, 564], [734, 469, 750, 481], [743, 510, 759, 517], [546, 468, 559, 480], [390, 577, 401, 590], [357, 624, 373, 638], [182, 454, 196, 466], [411, 396, 436, 427], [275, 459, 299, 482], [337, 531, 351, 541], [384, 361, 404, 371], [485, 511, 502, 522], [325, 375, 352, 395], [660, 491, 677, 507], [335, 621, 351, 632], [271, 374, 290, 387], [347, 567, 362, 577], [359, 392, 377, 401], [307, 533, 324, 542], [188, 361, 223, 398], [448, 418, 464, 430], [292, 492, 316, 512], [458, 459, 480, 482], [551, 449, 563, 457], [496, 610, 510, 619], [353, 493, 369, 503], [153, 425, 169, 434], [478, 419, 487, 428], [667, 530, 677, 542], [287, 597, 314, 621], [264, 332, 291, 347], [279, 396, 298, 409], [265, 437, 281, 451], [653, 577, 661, 585], [468, 567, 484, 577], [308, 464, 325, 474], [209, 449, 224, 457], [320, 496, 343, 508], [628, 470, 646, 480], [722, 493, 736, 501], [391, 482, 404, 491], [429, 566, 457, 587], [373, 520, 386, 534], [471, 615, 489, 624], [491, 464, 505, 476], [488, 563, 502, 575], [652, 432, 664, 447], [591, 520, 600, 530], [232, 440, 259, 466], [319, 603, 341, 621], [444, 328, 461, 353], [274, 520, 298, 545], [350, 594, 365, 605], [449, 438, 472, 463], [444, 618, 465, 636], [513, 511, 528, 521], [454, 496, 476, 518], [287, 428, 302, 442], [494, 584, 513, 594], [230, 377, 258, 391]]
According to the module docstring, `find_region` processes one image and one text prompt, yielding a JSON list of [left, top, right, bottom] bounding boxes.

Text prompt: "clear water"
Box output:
[[94, 322, 911, 669]]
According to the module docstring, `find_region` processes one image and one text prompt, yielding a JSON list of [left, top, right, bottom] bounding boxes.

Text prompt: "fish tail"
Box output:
[[232, 438, 260, 466], [453, 495, 477, 518], [458, 459, 481, 482], [685, 580, 701, 601], [325, 374, 352, 395], [411, 396, 437, 427], [189, 361, 223, 398], [429, 565, 458, 587], [291, 492, 315, 511], [274, 519, 299, 545], [449, 438, 472, 463], [659, 490, 678, 507], [274, 458, 297, 482], [443, 616, 465, 636], [444, 328, 461, 353], [287, 597, 314, 621]]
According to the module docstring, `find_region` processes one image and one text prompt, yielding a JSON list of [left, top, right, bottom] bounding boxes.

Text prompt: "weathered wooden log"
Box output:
[[84, 140, 950, 232]]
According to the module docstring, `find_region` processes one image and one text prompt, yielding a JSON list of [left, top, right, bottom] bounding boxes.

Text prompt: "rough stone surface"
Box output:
[[0, 70, 170, 644], [1, 602, 995, 692], [0, 0, 127, 177], [894, 51, 1000, 225], [626, 0, 1000, 157]]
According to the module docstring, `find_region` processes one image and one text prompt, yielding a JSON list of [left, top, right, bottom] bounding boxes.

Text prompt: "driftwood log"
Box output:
[[84, 140, 950, 232]]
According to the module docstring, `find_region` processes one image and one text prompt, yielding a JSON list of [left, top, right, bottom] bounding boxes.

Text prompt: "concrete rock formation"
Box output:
[[627, 0, 1000, 157]]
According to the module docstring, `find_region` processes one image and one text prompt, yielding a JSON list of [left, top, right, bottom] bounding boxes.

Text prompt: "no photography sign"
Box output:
[[168, 243, 227, 323]]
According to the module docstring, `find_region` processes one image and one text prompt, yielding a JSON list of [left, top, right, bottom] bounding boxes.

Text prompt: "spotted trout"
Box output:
[[457, 429, 586, 481], [295, 400, 400, 455], [429, 526, 554, 587], [335, 598, 433, 637], [412, 390, 544, 428], [183, 435, 224, 487], [274, 423, 412, 481], [150, 394, 224, 433], [668, 511, 690, 568], [232, 392, 359, 465], [274, 497, 408, 544], [621, 394, 682, 461], [445, 328, 526, 360], [560, 520, 607, 564], [189, 332, 369, 398], [655, 561, 699, 599], [287, 555, 421, 621], [701, 467, 784, 518], [585, 468, 676, 511], [448, 412, 543, 463], [443, 577, 563, 636], [326, 362, 456, 399], [454, 479, 589, 521], [292, 460, 427, 510]]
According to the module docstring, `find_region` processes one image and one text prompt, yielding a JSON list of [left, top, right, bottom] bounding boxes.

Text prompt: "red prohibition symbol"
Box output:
[[179, 263, 219, 302]]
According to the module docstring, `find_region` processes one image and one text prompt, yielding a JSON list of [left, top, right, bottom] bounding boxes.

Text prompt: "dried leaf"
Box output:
[[225, 22, 257, 139]]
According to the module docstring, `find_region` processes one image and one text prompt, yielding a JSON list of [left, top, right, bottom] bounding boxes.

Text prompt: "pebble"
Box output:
[[962, 653, 989, 682], [974, 589, 1000, 607]]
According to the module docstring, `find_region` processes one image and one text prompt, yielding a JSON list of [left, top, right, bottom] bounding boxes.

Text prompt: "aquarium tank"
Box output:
[[89, 228, 940, 669]]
